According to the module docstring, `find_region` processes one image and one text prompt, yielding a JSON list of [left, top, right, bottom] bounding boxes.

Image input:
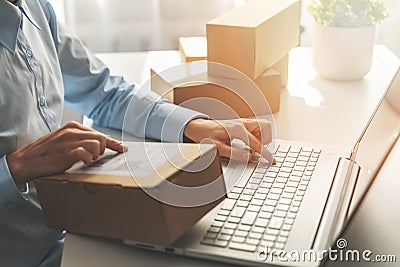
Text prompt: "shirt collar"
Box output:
[[0, 0, 41, 54]]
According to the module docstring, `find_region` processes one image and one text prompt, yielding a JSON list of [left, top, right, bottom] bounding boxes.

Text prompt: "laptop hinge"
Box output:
[[313, 157, 360, 251]]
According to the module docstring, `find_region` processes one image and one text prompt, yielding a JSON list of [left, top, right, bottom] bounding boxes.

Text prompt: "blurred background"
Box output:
[[48, 0, 400, 56]]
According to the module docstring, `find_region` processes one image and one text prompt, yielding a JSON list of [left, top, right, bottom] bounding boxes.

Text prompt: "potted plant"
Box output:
[[308, 0, 389, 81]]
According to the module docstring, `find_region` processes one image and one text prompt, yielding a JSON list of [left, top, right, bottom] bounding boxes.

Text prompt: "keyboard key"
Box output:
[[218, 209, 230, 216], [229, 242, 256, 252], [231, 236, 245, 243], [228, 217, 241, 224], [251, 226, 265, 233], [274, 242, 285, 250], [255, 167, 268, 174], [215, 215, 227, 222], [277, 236, 288, 243], [221, 228, 235, 235], [246, 238, 260, 245], [249, 232, 263, 240], [285, 157, 296, 163], [253, 194, 266, 201], [287, 181, 299, 188], [262, 205, 275, 213], [290, 147, 301, 153], [264, 199, 278, 207], [231, 207, 246, 218], [289, 176, 301, 182], [314, 148, 321, 154], [296, 161, 307, 167], [263, 234, 277, 242], [266, 228, 279, 236], [276, 204, 290, 211], [282, 224, 292, 231], [252, 173, 263, 179], [242, 211, 258, 225], [269, 167, 280, 173], [287, 152, 299, 158], [277, 172, 290, 178], [290, 206, 299, 213], [292, 200, 301, 207], [255, 218, 269, 228], [274, 210, 287, 218], [300, 151, 311, 157], [268, 217, 284, 229], [281, 192, 295, 199], [234, 230, 248, 237], [310, 157, 318, 162], [236, 200, 250, 207], [227, 193, 240, 200], [300, 180, 309, 186], [294, 195, 303, 201], [273, 183, 285, 189], [221, 199, 236, 210], [240, 195, 252, 201], [260, 240, 275, 248], [208, 226, 221, 233], [282, 162, 295, 168], [278, 145, 290, 153], [281, 167, 292, 173], [218, 234, 232, 241], [275, 177, 288, 184], [259, 211, 272, 219], [204, 232, 217, 239], [275, 152, 287, 158], [224, 222, 238, 229], [297, 191, 306, 196], [264, 177, 275, 183], [265, 172, 277, 178], [279, 198, 292, 205], [294, 166, 305, 172], [270, 188, 283, 195], [248, 205, 261, 213], [287, 212, 296, 219], [284, 187, 296, 193], [280, 230, 290, 237], [292, 171, 303, 177], [211, 221, 224, 228], [302, 147, 312, 152], [305, 171, 313, 176], [267, 194, 280, 200], [298, 185, 307, 191], [231, 187, 243, 194], [238, 224, 251, 232], [257, 188, 268, 194]]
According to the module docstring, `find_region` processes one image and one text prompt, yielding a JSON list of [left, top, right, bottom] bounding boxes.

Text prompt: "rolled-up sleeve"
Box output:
[[40, 1, 207, 143]]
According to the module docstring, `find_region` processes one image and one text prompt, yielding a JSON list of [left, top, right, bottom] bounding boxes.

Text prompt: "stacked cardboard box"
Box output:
[[206, 0, 301, 109]]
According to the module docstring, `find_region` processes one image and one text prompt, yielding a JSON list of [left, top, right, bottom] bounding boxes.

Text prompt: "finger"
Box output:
[[106, 138, 128, 153], [68, 147, 93, 165], [70, 140, 102, 160], [246, 131, 274, 163], [242, 119, 272, 144], [217, 143, 252, 161]]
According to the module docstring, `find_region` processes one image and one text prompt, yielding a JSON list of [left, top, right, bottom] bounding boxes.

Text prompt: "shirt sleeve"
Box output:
[[0, 156, 24, 208], [39, 1, 207, 143]]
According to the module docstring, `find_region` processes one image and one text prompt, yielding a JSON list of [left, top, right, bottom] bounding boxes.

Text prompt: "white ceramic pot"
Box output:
[[312, 23, 376, 81]]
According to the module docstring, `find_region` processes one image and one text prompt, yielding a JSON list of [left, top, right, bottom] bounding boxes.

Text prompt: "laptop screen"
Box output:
[[348, 67, 400, 216]]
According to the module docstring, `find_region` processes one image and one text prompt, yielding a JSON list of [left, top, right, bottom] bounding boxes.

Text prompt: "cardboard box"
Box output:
[[207, 0, 300, 79], [34, 142, 225, 245], [179, 37, 207, 62], [149, 54, 281, 116], [272, 54, 289, 87]]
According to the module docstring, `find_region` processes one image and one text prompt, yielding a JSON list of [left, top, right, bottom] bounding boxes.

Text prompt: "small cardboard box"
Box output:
[[206, 0, 300, 79], [34, 142, 225, 245], [150, 57, 281, 116], [272, 54, 289, 87], [179, 37, 207, 62]]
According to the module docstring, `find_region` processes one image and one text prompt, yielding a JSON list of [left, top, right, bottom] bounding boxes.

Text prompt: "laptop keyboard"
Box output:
[[201, 144, 321, 253]]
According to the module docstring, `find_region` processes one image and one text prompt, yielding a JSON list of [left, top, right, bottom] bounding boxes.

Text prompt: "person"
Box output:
[[0, 0, 274, 266]]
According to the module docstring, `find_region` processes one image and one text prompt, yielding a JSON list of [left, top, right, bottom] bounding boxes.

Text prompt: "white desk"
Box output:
[[62, 46, 400, 267]]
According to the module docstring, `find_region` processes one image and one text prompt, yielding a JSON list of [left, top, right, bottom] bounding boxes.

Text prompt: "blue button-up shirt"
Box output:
[[0, 0, 205, 266]]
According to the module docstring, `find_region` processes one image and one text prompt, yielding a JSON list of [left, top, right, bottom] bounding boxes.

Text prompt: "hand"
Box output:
[[6, 121, 127, 188], [184, 118, 274, 162]]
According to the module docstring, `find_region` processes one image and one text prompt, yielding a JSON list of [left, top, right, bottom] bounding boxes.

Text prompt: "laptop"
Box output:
[[123, 67, 400, 267]]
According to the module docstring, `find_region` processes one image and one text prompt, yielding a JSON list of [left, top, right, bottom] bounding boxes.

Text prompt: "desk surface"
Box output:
[[62, 46, 399, 267]]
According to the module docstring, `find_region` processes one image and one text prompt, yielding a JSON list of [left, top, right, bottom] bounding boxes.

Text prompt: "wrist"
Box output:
[[6, 152, 28, 189], [184, 118, 209, 143]]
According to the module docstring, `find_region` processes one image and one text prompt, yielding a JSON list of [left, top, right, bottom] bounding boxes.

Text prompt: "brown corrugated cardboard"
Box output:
[[272, 54, 289, 87], [207, 0, 300, 79], [179, 37, 207, 62], [34, 142, 225, 245], [254, 69, 281, 113]]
